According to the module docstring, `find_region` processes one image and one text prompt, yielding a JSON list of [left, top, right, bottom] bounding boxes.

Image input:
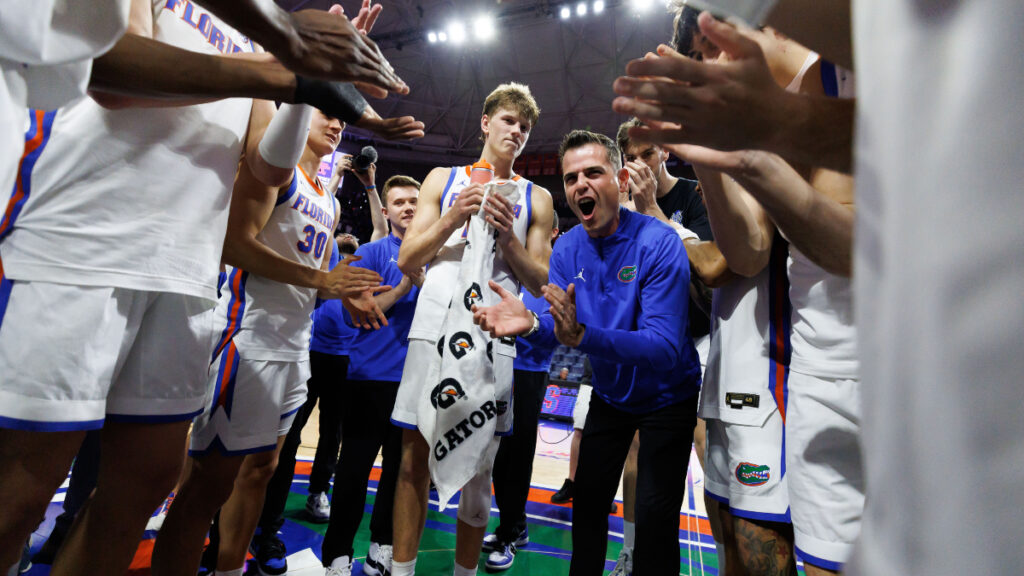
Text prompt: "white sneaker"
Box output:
[[364, 542, 392, 576], [326, 555, 353, 576], [306, 491, 331, 523], [609, 546, 633, 576]]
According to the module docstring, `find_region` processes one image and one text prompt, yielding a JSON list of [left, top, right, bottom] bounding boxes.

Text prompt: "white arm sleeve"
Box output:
[[257, 103, 314, 170]]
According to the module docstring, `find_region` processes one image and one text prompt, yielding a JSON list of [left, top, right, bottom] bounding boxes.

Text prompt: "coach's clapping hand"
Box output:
[[543, 283, 585, 347], [472, 280, 533, 338]]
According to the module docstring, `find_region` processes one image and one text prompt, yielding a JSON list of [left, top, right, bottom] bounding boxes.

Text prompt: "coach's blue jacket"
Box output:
[[528, 207, 701, 413]]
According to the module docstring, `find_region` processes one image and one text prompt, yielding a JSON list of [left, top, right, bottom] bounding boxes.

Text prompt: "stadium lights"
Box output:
[[427, 31, 438, 43], [560, 6, 571, 19], [632, 0, 654, 12], [447, 20, 467, 44], [438, 30, 448, 42], [594, 0, 605, 13], [576, 2, 587, 16], [473, 14, 495, 41]]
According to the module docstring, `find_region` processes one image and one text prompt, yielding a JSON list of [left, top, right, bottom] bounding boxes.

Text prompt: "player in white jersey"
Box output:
[[389, 83, 554, 576], [0, 0, 411, 572], [620, 10, 862, 574], [150, 104, 375, 576]]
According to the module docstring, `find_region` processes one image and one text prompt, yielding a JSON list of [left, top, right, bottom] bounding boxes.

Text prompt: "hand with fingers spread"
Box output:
[[319, 254, 384, 298], [471, 280, 533, 338], [612, 11, 788, 154], [623, 160, 661, 218], [343, 286, 392, 330], [354, 107, 426, 141], [285, 4, 407, 95], [543, 283, 585, 347], [482, 192, 517, 246], [639, 119, 764, 179]]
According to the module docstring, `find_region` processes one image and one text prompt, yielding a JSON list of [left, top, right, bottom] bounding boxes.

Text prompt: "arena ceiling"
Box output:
[[277, 0, 677, 163]]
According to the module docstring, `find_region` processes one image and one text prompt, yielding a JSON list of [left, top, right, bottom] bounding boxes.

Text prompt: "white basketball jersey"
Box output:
[[0, 0, 254, 303], [211, 167, 338, 363], [407, 166, 534, 342], [700, 238, 790, 426]]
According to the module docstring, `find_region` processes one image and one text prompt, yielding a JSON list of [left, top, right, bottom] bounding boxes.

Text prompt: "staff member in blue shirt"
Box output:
[[472, 130, 701, 576], [322, 175, 424, 576]]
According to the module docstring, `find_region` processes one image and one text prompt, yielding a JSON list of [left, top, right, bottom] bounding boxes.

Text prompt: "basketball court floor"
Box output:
[[22, 416, 796, 575]]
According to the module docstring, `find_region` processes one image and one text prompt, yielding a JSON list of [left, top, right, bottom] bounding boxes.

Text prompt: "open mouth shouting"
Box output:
[[577, 197, 597, 221]]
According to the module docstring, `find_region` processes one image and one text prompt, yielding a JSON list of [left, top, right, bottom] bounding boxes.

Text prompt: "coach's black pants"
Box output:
[[321, 379, 402, 564], [492, 369, 549, 543], [258, 351, 349, 532], [570, 393, 698, 576]]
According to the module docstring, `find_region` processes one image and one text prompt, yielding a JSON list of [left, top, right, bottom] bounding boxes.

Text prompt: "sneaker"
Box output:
[[609, 546, 633, 576], [550, 478, 574, 504], [326, 555, 353, 576], [306, 491, 331, 523], [146, 492, 175, 532], [251, 531, 288, 576], [485, 542, 516, 572], [363, 542, 392, 576], [483, 527, 528, 553]]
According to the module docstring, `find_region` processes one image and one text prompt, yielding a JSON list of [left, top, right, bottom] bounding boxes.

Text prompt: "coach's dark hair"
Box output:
[[558, 130, 622, 173]]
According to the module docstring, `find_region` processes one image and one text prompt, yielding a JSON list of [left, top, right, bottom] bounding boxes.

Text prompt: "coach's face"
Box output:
[[562, 143, 628, 238]]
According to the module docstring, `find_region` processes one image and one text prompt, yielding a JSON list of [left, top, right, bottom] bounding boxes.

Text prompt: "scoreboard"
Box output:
[[540, 381, 580, 422]]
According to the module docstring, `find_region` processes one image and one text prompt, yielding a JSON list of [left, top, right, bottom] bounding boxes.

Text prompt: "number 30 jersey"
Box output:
[[212, 166, 338, 363]]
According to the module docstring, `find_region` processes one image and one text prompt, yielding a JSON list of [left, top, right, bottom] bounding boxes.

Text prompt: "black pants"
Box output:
[[570, 393, 698, 576], [259, 351, 349, 532], [45, 429, 102, 542], [321, 380, 402, 564], [492, 369, 549, 542]]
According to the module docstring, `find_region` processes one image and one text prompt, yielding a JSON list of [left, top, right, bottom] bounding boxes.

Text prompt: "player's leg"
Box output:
[[454, 436, 501, 572], [391, 429, 431, 571], [569, 395, 635, 576], [694, 417, 707, 471], [51, 419, 193, 576], [216, 435, 288, 572], [632, 395, 697, 575]]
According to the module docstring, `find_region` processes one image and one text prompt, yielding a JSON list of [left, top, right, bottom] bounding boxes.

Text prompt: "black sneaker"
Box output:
[[251, 531, 288, 576], [550, 478, 574, 504]]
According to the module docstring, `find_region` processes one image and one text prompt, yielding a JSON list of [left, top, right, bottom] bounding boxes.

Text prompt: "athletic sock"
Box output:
[[453, 562, 477, 576], [214, 569, 243, 576], [392, 557, 416, 576], [623, 520, 636, 550]]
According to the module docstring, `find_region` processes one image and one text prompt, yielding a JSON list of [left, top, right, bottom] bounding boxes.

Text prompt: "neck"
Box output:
[[480, 145, 515, 179], [656, 164, 677, 198], [390, 225, 406, 241], [589, 208, 622, 239], [298, 146, 321, 181]]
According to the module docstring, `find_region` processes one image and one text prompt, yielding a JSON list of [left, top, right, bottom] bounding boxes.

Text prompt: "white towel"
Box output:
[[417, 180, 520, 510]]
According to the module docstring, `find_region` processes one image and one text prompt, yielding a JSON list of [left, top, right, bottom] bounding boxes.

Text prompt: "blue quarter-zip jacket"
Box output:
[[344, 234, 420, 382], [528, 207, 701, 413], [514, 290, 555, 372]]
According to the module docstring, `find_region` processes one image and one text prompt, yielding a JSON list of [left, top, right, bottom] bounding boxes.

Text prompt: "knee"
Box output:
[[457, 472, 492, 528], [399, 451, 429, 485], [238, 452, 279, 488]]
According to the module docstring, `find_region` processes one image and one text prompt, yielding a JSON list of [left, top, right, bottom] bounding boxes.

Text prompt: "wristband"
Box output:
[[672, 222, 700, 243], [365, 185, 377, 190], [294, 77, 368, 125], [523, 311, 540, 338], [258, 103, 313, 170]]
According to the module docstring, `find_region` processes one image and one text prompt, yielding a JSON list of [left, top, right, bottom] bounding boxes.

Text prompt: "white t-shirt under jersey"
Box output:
[[0, 0, 254, 303], [850, 2, 1024, 575], [407, 166, 534, 346], [213, 167, 338, 363]]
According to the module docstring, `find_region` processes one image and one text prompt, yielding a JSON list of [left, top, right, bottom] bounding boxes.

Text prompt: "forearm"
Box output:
[[768, 93, 855, 174], [685, 240, 735, 289], [736, 154, 853, 276], [373, 279, 411, 313], [398, 214, 461, 274], [193, 0, 302, 66], [499, 238, 548, 297], [89, 34, 294, 108], [577, 323, 681, 370], [223, 235, 327, 290], [366, 186, 389, 242], [695, 166, 772, 277]]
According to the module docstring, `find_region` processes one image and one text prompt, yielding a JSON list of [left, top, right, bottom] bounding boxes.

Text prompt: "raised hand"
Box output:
[[319, 254, 384, 298], [624, 160, 659, 216], [343, 287, 391, 330], [443, 183, 486, 229], [354, 108, 426, 141], [472, 280, 533, 338], [543, 283, 584, 347]]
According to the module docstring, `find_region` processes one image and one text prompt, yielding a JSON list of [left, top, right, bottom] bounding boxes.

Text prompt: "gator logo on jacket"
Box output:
[[735, 462, 770, 486], [617, 265, 638, 283], [430, 379, 467, 410], [449, 332, 475, 359]]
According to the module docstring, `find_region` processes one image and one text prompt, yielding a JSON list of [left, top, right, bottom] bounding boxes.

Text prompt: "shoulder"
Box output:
[[633, 213, 682, 255]]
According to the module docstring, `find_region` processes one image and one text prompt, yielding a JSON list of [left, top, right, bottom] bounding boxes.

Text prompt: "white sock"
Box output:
[[716, 540, 727, 573], [214, 569, 243, 576], [623, 520, 636, 550], [453, 562, 477, 576], [392, 557, 416, 576]]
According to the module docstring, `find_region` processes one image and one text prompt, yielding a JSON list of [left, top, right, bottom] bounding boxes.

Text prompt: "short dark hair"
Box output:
[[381, 174, 421, 205], [670, 2, 703, 56], [615, 118, 646, 155], [558, 130, 622, 173]]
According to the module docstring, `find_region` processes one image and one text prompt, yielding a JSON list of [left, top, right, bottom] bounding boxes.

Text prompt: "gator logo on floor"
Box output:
[[463, 282, 484, 310], [735, 462, 770, 486], [431, 379, 466, 409], [617, 265, 638, 283], [449, 332, 475, 359]]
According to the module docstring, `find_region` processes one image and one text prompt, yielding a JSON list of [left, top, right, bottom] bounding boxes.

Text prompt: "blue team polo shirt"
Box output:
[[310, 245, 358, 356]]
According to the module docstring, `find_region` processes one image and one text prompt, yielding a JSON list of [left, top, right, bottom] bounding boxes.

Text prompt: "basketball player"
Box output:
[[389, 82, 555, 576], [619, 10, 862, 574], [473, 130, 701, 576], [0, 0, 406, 573], [321, 175, 422, 576]]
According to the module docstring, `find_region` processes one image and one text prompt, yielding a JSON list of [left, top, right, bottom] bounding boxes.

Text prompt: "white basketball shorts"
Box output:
[[0, 279, 213, 430], [572, 384, 592, 431]]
